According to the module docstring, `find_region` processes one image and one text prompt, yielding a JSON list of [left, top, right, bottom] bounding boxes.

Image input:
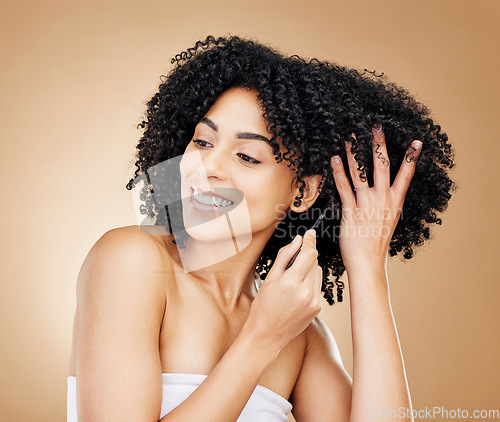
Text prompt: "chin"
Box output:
[[183, 199, 254, 251]]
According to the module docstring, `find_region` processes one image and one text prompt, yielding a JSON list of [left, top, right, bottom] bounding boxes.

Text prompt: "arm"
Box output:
[[347, 265, 412, 422], [76, 228, 167, 421], [324, 125, 420, 421], [290, 316, 352, 422]]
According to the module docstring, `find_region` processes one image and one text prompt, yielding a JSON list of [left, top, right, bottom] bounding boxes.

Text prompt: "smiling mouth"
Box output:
[[190, 186, 235, 208]]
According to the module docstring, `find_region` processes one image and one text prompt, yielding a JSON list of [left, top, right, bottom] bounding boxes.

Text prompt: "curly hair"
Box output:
[[125, 34, 457, 305]]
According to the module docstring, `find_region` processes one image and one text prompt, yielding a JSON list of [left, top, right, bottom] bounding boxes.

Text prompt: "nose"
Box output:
[[198, 147, 228, 181]]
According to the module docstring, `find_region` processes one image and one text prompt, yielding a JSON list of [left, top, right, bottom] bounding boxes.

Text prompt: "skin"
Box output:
[[68, 86, 421, 421]]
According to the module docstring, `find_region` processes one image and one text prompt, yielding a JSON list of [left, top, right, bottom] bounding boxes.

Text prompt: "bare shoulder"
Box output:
[[77, 225, 170, 314], [82, 224, 172, 271], [290, 315, 352, 422], [90, 224, 168, 255]]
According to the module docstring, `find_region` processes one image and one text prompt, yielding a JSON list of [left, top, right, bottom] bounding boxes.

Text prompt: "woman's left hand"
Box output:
[[330, 125, 422, 274]]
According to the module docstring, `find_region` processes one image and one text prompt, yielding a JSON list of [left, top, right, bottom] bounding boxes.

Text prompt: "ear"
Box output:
[[290, 174, 323, 213]]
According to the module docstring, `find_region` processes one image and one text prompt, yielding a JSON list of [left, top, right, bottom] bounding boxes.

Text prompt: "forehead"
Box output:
[[200, 87, 299, 159], [202, 87, 268, 131]]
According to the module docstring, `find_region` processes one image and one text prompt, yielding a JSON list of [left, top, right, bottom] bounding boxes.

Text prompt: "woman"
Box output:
[[67, 35, 456, 421]]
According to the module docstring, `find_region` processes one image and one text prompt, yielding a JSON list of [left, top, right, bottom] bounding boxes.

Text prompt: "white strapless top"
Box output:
[[67, 372, 292, 421]]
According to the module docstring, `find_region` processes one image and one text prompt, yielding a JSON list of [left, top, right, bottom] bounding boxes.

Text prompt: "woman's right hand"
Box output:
[[244, 229, 323, 355]]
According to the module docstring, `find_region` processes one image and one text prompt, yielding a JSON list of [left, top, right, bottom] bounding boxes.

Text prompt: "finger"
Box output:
[[346, 136, 369, 194], [303, 259, 322, 305], [317, 264, 323, 291], [303, 264, 322, 313], [372, 125, 391, 191], [330, 155, 356, 210], [315, 265, 323, 308], [285, 229, 318, 280], [311, 264, 323, 298], [267, 234, 303, 280], [391, 140, 423, 202]]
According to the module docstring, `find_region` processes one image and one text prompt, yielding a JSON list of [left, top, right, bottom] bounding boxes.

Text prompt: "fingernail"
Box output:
[[373, 123, 383, 134], [292, 234, 302, 243], [412, 140, 422, 150], [333, 155, 341, 164], [307, 229, 316, 237]]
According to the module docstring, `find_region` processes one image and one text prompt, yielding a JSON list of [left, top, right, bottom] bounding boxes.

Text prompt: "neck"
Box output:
[[165, 228, 274, 310]]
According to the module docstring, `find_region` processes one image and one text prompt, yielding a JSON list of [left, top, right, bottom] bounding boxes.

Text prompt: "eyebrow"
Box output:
[[199, 117, 271, 144]]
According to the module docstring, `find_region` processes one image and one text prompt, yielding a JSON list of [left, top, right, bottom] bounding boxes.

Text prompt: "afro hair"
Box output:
[[126, 35, 457, 305]]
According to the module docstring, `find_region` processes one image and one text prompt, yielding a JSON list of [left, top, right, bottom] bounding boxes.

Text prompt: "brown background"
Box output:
[[1, 0, 498, 420]]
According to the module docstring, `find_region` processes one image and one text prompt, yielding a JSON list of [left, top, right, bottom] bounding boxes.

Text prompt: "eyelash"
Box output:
[[191, 139, 261, 165]]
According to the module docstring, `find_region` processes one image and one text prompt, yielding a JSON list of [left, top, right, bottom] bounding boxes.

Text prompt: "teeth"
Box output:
[[202, 194, 214, 205], [192, 186, 233, 207]]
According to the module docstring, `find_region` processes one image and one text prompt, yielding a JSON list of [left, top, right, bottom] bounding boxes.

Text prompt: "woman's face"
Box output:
[[179, 86, 298, 244]]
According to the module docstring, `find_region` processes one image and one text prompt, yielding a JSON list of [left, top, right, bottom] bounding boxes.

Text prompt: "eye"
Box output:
[[192, 139, 212, 148], [237, 153, 261, 165], [192, 139, 261, 165]]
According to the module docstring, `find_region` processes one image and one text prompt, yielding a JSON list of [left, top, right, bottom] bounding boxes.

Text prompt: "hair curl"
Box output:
[[125, 35, 457, 305]]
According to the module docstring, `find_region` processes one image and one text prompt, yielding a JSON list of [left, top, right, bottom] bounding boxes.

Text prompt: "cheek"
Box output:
[[178, 159, 189, 195], [179, 149, 204, 181], [244, 180, 292, 225]]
